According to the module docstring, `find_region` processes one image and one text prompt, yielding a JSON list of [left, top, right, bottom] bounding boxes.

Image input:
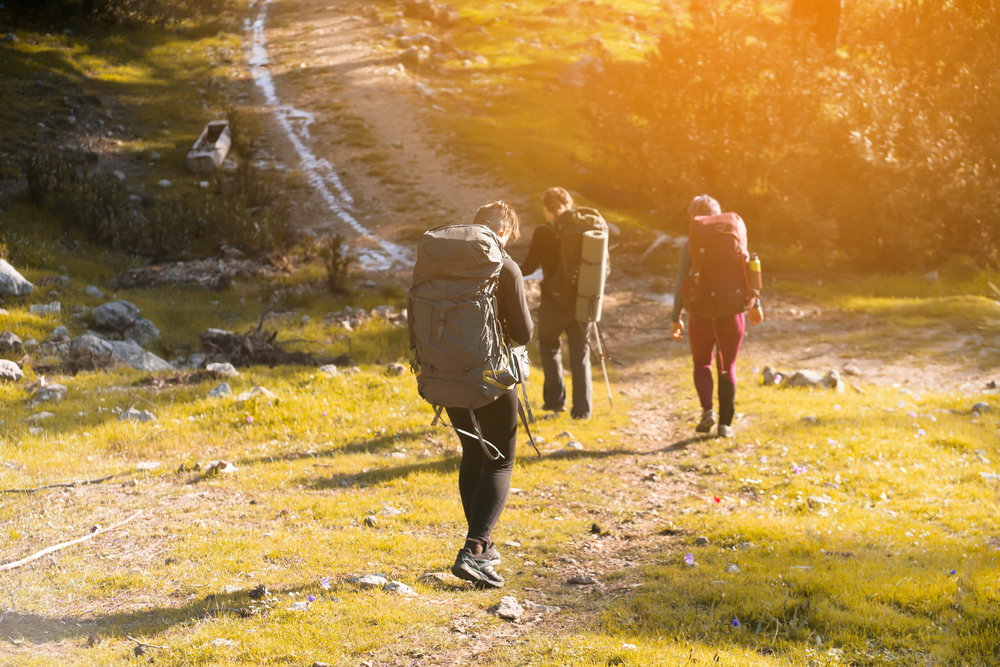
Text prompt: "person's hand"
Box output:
[[749, 304, 764, 326], [671, 321, 684, 339]]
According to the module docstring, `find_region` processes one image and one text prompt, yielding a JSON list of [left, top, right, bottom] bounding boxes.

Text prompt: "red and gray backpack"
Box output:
[[681, 212, 758, 318]]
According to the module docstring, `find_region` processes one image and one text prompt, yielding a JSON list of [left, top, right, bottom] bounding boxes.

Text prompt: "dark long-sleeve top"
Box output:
[[518, 224, 559, 302], [672, 239, 691, 323], [498, 255, 534, 345]]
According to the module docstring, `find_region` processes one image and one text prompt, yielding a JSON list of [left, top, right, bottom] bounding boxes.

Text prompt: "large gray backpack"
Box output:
[[409, 224, 538, 460]]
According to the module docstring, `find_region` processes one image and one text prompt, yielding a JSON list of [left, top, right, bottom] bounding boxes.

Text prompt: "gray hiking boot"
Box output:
[[483, 542, 501, 566], [717, 424, 735, 439], [452, 549, 504, 589], [695, 409, 716, 434]]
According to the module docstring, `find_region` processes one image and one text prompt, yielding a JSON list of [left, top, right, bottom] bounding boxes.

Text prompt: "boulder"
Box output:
[[70, 334, 112, 358], [0, 359, 23, 382], [0, 259, 34, 297], [787, 370, 825, 388], [123, 318, 161, 347], [0, 331, 22, 354], [186, 353, 207, 369], [92, 300, 140, 331]]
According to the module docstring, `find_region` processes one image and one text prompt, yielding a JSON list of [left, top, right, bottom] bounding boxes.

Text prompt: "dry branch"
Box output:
[[127, 635, 168, 650], [0, 510, 144, 572], [1, 474, 119, 494]]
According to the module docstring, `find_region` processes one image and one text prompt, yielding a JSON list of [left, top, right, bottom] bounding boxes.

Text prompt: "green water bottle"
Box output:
[[748, 253, 762, 292]]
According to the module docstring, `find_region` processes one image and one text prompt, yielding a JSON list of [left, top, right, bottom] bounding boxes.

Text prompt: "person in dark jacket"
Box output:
[[671, 195, 764, 438], [445, 200, 533, 589], [519, 187, 593, 419]]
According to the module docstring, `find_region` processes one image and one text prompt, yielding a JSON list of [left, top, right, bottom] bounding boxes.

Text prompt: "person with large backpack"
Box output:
[[520, 187, 608, 419], [407, 200, 533, 589], [671, 195, 764, 438]]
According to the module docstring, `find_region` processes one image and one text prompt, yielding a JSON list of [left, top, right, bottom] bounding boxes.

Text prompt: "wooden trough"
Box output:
[[186, 120, 232, 174]]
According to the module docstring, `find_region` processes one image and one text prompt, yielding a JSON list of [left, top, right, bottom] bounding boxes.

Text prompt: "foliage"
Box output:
[[4, 0, 235, 25], [582, 0, 1000, 271], [318, 234, 356, 295]]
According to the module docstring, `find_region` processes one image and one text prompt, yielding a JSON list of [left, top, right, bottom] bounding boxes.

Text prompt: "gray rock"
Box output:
[[0, 331, 22, 354], [185, 353, 206, 369], [24, 411, 54, 423], [724, 564, 741, 574], [0, 359, 23, 382], [695, 536, 710, 546], [379, 505, 403, 517], [523, 600, 560, 613], [29, 302, 60, 315], [51, 326, 69, 338], [0, 259, 35, 296], [387, 362, 406, 376], [363, 515, 378, 527], [234, 386, 276, 402], [120, 407, 156, 423], [4, 33, 17, 43], [206, 362, 240, 378], [973, 402, 991, 414], [787, 370, 825, 387], [300, 315, 311, 325], [356, 574, 387, 589], [23, 338, 37, 351], [32, 383, 67, 403], [123, 318, 160, 347], [566, 440, 584, 451], [843, 362, 862, 376], [208, 382, 232, 398], [70, 334, 112, 358], [567, 574, 596, 585], [761, 366, 786, 385], [496, 595, 523, 620], [149, 151, 161, 162], [131, 352, 176, 373], [92, 300, 140, 331], [104, 339, 174, 372], [383, 581, 416, 596], [319, 364, 339, 376]]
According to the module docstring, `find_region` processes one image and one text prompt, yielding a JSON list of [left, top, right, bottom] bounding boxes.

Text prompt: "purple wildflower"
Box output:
[[247, 416, 253, 423], [684, 553, 695, 565], [793, 463, 806, 475], [949, 569, 957, 576], [907, 411, 917, 418], [321, 577, 330, 590], [308, 594, 316, 602], [731, 618, 740, 627], [917, 429, 926, 436]]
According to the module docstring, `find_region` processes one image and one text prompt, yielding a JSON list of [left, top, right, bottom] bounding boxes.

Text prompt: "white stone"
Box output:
[[85, 285, 104, 297], [32, 383, 67, 403], [319, 364, 339, 376], [208, 382, 232, 398], [0, 259, 33, 297], [383, 581, 416, 596], [497, 596, 523, 620], [120, 407, 156, 423], [136, 461, 161, 471], [24, 411, 54, 423], [113, 170, 126, 181], [566, 440, 584, 451], [158, 179, 172, 188], [0, 359, 23, 382], [29, 302, 61, 315], [235, 385, 276, 403], [206, 362, 240, 377], [356, 574, 387, 589]]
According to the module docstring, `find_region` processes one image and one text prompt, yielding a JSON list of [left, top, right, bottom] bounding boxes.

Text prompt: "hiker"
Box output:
[[407, 201, 533, 589], [520, 187, 607, 419], [671, 195, 764, 438]]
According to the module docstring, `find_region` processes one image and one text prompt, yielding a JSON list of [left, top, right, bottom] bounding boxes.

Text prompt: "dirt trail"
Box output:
[[247, 0, 530, 274]]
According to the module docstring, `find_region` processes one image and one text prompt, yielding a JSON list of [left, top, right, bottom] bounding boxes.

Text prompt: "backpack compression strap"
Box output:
[[517, 398, 542, 459]]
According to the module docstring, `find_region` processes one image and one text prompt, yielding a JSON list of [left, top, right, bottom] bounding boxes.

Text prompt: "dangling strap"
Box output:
[[468, 408, 504, 461], [431, 405, 444, 427], [520, 379, 534, 424], [517, 398, 542, 459]]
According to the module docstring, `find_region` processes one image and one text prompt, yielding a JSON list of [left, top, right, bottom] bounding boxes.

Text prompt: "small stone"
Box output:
[[566, 440, 584, 451], [787, 370, 825, 387], [32, 383, 67, 403], [0, 331, 22, 353], [0, 359, 24, 382], [356, 574, 387, 588], [286, 601, 310, 611], [695, 536, 710, 546], [504, 540, 521, 547], [24, 411, 55, 423], [383, 581, 416, 596], [523, 600, 560, 613], [567, 574, 596, 585], [557, 431, 574, 439], [209, 638, 237, 648], [51, 326, 69, 338], [29, 302, 61, 315], [135, 461, 160, 471], [248, 584, 268, 600], [206, 362, 240, 378], [379, 505, 403, 517], [387, 362, 406, 376], [972, 402, 991, 414], [23, 338, 37, 350], [234, 385, 276, 402], [149, 151, 161, 162], [158, 179, 171, 188], [186, 353, 206, 369], [208, 382, 232, 398], [4, 33, 17, 43], [300, 315, 311, 325], [590, 523, 602, 535], [725, 564, 741, 574], [123, 318, 160, 347], [112, 170, 126, 181], [319, 364, 339, 376], [496, 596, 523, 621], [843, 362, 862, 376], [120, 407, 156, 423], [364, 515, 378, 527], [312, 663, 330, 667], [922, 270, 940, 282]]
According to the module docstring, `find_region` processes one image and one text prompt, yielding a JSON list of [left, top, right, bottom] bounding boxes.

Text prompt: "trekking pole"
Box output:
[[593, 322, 613, 409]]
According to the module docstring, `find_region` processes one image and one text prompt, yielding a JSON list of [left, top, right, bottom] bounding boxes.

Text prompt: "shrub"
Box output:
[[319, 234, 356, 295], [583, 0, 1000, 271]]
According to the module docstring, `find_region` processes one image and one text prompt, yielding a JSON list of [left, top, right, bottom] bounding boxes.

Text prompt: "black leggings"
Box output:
[[446, 390, 519, 547]]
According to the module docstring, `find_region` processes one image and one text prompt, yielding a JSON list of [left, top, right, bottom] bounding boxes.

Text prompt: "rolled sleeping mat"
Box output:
[[576, 230, 608, 323]]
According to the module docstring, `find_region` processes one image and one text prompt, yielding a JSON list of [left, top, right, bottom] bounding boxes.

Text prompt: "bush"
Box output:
[[319, 234, 356, 295], [582, 0, 1000, 270]]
